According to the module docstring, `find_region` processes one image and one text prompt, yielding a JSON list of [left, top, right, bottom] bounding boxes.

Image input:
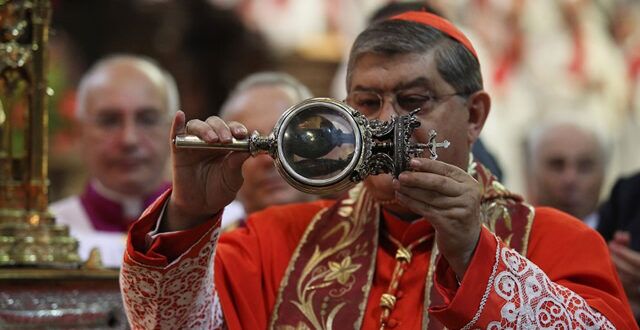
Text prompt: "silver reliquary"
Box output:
[[174, 98, 450, 194]]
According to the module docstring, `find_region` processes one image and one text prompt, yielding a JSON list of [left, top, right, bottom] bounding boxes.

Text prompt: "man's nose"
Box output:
[[120, 118, 140, 147], [561, 165, 579, 185], [376, 100, 397, 122]]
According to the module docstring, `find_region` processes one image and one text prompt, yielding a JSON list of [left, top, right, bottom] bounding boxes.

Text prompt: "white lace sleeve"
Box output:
[[466, 242, 616, 329], [120, 226, 225, 330]]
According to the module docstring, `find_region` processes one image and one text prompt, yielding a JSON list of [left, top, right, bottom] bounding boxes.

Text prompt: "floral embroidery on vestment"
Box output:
[[120, 227, 225, 329]]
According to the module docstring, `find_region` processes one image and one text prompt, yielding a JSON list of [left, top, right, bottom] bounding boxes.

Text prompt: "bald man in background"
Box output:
[[51, 55, 176, 267], [218, 72, 316, 228], [524, 119, 607, 227]]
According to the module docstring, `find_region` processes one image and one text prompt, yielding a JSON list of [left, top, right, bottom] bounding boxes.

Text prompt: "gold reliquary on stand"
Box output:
[[0, 1, 126, 328]]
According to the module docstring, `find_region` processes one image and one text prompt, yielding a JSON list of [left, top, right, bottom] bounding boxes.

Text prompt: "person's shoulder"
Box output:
[[533, 207, 593, 231], [49, 195, 81, 210], [611, 172, 640, 197], [524, 207, 611, 268], [49, 195, 85, 222], [49, 195, 95, 232], [620, 171, 640, 185], [531, 206, 605, 245]]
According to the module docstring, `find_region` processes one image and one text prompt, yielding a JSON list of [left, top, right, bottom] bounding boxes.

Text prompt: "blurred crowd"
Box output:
[[48, 0, 640, 200]]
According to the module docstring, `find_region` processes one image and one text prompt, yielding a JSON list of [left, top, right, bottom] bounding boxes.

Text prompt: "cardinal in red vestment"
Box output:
[[119, 11, 638, 329]]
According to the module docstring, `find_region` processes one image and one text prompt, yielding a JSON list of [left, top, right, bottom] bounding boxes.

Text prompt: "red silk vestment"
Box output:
[[121, 166, 637, 329]]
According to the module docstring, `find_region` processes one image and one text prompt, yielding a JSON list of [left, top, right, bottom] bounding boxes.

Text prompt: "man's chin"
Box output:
[[364, 175, 395, 199], [104, 177, 158, 197], [261, 190, 308, 206]]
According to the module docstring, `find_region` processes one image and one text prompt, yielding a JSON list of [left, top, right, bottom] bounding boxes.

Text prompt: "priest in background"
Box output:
[[523, 116, 607, 228], [51, 55, 176, 267], [218, 72, 316, 229]]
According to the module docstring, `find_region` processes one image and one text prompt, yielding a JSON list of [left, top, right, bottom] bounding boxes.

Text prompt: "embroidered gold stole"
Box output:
[[270, 163, 534, 330]]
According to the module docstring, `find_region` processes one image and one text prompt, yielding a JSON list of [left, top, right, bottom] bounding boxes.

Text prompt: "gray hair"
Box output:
[[523, 116, 610, 171], [75, 54, 179, 119], [346, 19, 482, 95], [219, 71, 312, 119]]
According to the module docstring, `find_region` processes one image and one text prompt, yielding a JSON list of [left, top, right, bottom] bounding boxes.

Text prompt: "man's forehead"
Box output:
[[90, 83, 160, 99], [351, 76, 439, 92], [89, 71, 161, 93], [348, 52, 444, 90], [90, 105, 164, 113], [85, 87, 166, 117], [538, 133, 600, 157], [223, 85, 294, 119], [86, 63, 165, 99]]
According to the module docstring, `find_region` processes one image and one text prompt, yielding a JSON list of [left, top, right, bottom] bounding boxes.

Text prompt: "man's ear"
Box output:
[[466, 90, 491, 145]]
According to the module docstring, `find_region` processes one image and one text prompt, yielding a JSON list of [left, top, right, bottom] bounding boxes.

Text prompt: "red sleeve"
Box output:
[[429, 226, 498, 327], [429, 207, 638, 329], [125, 188, 222, 267]]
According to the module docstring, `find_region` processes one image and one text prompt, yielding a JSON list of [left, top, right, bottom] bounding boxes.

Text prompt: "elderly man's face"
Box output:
[[347, 52, 476, 213], [81, 66, 171, 196], [528, 125, 604, 220], [225, 85, 313, 213]]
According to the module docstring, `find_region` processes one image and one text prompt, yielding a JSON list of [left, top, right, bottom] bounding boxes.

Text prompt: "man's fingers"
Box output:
[[205, 116, 233, 142], [409, 158, 469, 183], [172, 110, 186, 140], [184, 116, 237, 144], [182, 117, 248, 144], [394, 191, 467, 221], [227, 121, 249, 139], [613, 231, 631, 246], [610, 243, 640, 268], [393, 182, 461, 208], [394, 190, 433, 218], [185, 119, 219, 143], [611, 252, 640, 283], [222, 152, 251, 192], [397, 171, 463, 197]]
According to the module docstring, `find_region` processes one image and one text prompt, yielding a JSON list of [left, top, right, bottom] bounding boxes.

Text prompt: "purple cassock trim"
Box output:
[[79, 182, 172, 233]]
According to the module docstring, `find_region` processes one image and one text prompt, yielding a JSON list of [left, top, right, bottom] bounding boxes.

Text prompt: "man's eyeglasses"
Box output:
[[89, 108, 170, 133], [346, 90, 468, 118]]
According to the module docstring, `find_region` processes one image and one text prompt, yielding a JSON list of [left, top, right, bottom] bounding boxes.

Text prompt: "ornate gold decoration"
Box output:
[[337, 206, 353, 218], [323, 256, 361, 285], [289, 187, 371, 328], [395, 246, 412, 263], [380, 293, 397, 309], [520, 203, 535, 255], [83, 247, 104, 270], [475, 162, 535, 255], [0, 2, 123, 328], [421, 241, 439, 330], [278, 322, 312, 330], [380, 231, 432, 328], [481, 201, 514, 247], [0, 0, 80, 266], [271, 184, 379, 330]]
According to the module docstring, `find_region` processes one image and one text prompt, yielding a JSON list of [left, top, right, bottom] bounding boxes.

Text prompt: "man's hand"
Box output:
[[393, 158, 482, 279], [609, 231, 640, 318], [164, 111, 250, 232]]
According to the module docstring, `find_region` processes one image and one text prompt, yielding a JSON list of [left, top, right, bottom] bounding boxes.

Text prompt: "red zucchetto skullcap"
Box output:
[[391, 11, 478, 59]]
